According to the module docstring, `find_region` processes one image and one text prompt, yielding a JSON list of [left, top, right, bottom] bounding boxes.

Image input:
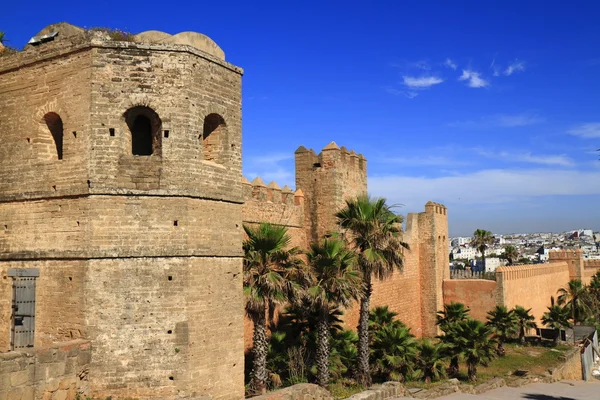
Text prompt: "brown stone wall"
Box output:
[[496, 262, 570, 324], [0, 340, 91, 400], [0, 43, 92, 202], [85, 257, 243, 399], [0, 32, 244, 400], [295, 143, 367, 243], [442, 279, 499, 322], [0, 261, 87, 351]]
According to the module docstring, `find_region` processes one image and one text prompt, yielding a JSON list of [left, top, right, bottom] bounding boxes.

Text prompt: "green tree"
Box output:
[[336, 195, 409, 386], [589, 271, 600, 299], [369, 305, 405, 336], [501, 245, 519, 266], [455, 319, 496, 382], [542, 302, 571, 346], [243, 223, 306, 394], [513, 306, 537, 345], [471, 229, 494, 271], [437, 302, 470, 376], [305, 239, 363, 387], [0, 31, 5, 44], [415, 340, 446, 383], [486, 305, 518, 356], [370, 324, 417, 382], [557, 279, 592, 325]]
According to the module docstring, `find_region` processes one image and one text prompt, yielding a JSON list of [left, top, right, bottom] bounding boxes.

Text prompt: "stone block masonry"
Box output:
[[0, 23, 244, 400], [0, 340, 91, 400]]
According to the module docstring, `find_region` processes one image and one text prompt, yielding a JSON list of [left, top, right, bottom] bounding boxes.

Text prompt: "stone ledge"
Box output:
[[346, 382, 406, 400], [251, 383, 333, 400]]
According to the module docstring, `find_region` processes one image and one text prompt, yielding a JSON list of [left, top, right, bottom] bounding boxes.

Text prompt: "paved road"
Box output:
[[394, 381, 600, 399]]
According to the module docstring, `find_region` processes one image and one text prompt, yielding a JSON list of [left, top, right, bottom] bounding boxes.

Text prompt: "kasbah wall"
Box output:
[[0, 22, 597, 400], [444, 249, 600, 327]]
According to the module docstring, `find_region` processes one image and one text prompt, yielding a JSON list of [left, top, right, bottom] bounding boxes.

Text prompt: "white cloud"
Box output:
[[504, 60, 526, 76], [444, 58, 457, 70], [411, 60, 431, 70], [402, 76, 444, 89], [381, 155, 470, 167], [369, 168, 600, 208], [448, 113, 544, 128], [568, 123, 600, 138], [245, 153, 294, 186], [476, 150, 574, 167], [458, 69, 488, 88], [384, 87, 419, 99]]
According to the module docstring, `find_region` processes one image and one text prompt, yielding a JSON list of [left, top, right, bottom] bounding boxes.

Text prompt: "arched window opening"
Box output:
[[44, 112, 63, 160], [202, 113, 226, 163], [124, 106, 162, 156]]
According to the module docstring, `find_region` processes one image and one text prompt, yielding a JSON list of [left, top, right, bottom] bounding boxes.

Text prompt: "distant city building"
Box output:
[[475, 257, 505, 272]]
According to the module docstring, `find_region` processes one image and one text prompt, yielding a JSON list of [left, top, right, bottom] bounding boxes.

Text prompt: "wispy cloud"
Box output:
[[568, 123, 600, 139], [448, 113, 545, 128], [370, 168, 600, 207], [384, 87, 419, 99], [381, 155, 470, 167], [476, 150, 574, 167], [444, 58, 457, 70], [402, 76, 444, 89], [245, 153, 294, 185], [411, 60, 431, 71], [458, 69, 488, 88], [504, 60, 526, 76]]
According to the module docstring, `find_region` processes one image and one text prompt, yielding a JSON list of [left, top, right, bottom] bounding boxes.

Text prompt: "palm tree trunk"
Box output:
[[497, 340, 505, 356], [316, 307, 330, 388], [355, 276, 372, 387], [467, 361, 477, 382], [554, 329, 560, 346], [519, 326, 525, 345], [251, 307, 269, 394], [482, 250, 486, 272], [448, 356, 459, 377]]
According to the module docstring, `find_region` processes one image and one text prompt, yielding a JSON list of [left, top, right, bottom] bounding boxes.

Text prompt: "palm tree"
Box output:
[[471, 229, 494, 271], [305, 239, 363, 387], [542, 303, 571, 346], [369, 305, 405, 336], [243, 223, 306, 394], [557, 279, 592, 325], [455, 319, 496, 382], [336, 195, 409, 386], [513, 306, 537, 344], [589, 271, 600, 299], [502, 245, 519, 266], [437, 302, 471, 331], [486, 305, 518, 356], [415, 340, 446, 383], [371, 324, 417, 382], [437, 302, 470, 376]]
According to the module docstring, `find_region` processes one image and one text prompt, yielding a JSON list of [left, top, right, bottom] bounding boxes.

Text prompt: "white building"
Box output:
[[452, 246, 478, 260], [475, 257, 505, 273], [451, 237, 471, 247]]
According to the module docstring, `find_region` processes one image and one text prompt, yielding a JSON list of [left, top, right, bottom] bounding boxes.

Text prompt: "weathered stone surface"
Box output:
[[252, 383, 333, 400]]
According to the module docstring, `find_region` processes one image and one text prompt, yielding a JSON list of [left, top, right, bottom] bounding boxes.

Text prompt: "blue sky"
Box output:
[[3, 1, 600, 236]]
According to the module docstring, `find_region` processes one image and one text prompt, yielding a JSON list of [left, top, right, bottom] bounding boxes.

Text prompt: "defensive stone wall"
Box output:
[[0, 340, 91, 400], [343, 202, 449, 338], [0, 23, 244, 400], [442, 279, 499, 322], [496, 262, 570, 325]]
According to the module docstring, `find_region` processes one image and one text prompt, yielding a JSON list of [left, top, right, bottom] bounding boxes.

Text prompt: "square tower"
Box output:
[[0, 23, 244, 399]]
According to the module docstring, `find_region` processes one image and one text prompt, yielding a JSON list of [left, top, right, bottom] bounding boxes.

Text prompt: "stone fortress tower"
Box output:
[[0, 22, 451, 400], [0, 23, 244, 399]]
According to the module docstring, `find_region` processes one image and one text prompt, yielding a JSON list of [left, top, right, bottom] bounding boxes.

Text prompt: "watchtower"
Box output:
[[294, 142, 367, 241], [0, 23, 244, 399]]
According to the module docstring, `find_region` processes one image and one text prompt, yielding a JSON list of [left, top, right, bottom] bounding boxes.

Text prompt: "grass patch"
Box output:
[[477, 343, 570, 381], [328, 382, 365, 400]]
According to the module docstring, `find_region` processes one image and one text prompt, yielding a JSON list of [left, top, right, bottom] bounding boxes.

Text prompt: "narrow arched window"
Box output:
[[43, 112, 63, 160], [124, 106, 162, 156], [202, 113, 226, 163]]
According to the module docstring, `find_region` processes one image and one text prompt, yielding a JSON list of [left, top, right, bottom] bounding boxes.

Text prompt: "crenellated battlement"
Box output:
[[425, 201, 447, 215], [584, 259, 600, 268], [294, 141, 367, 175], [548, 249, 583, 261], [242, 177, 304, 206], [496, 262, 569, 281]]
